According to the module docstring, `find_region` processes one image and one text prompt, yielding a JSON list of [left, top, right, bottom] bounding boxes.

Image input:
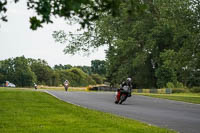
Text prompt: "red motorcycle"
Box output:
[[115, 86, 130, 104]]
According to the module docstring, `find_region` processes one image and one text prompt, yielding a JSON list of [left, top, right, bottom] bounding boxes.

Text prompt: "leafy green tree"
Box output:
[[0, 61, 6, 84], [13, 56, 37, 86], [91, 74, 103, 84], [0, 56, 36, 87], [154, 50, 178, 88], [91, 60, 106, 76], [54, 64, 72, 70], [0, 0, 20, 22], [57, 70, 68, 86], [187, 71, 200, 87], [155, 66, 177, 88], [0, 59, 15, 83], [0, 73, 5, 84], [75, 65, 92, 75], [2, 0, 200, 88], [58, 68, 96, 87], [51, 71, 60, 86], [29, 59, 54, 86], [1, 0, 139, 30], [53, 0, 200, 89]]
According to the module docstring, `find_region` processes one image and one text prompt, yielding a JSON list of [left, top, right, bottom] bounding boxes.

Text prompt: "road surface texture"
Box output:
[[46, 91, 200, 133]]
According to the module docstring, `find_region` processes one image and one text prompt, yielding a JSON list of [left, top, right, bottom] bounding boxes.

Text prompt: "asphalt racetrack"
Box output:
[[46, 91, 200, 133]]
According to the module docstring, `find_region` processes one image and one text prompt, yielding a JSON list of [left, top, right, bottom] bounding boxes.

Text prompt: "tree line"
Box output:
[[0, 56, 106, 87], [1, 0, 200, 90], [53, 0, 200, 89]]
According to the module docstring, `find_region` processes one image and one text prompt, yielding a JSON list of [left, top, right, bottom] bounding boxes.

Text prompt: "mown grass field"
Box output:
[[0, 87, 175, 133], [136, 93, 200, 104]]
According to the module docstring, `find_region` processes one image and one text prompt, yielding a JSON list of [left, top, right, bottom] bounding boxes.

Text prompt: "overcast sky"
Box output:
[[0, 1, 106, 67]]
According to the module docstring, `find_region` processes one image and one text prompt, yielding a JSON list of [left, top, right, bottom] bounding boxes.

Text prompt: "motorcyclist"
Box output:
[[63, 80, 69, 92], [120, 77, 133, 97], [34, 83, 37, 90], [115, 78, 133, 104]]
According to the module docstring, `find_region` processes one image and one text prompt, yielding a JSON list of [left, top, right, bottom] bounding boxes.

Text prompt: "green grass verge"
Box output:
[[136, 93, 200, 104], [0, 88, 175, 133], [2, 87, 86, 92]]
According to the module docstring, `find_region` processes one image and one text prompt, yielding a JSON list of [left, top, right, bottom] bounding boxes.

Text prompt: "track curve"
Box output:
[[46, 91, 200, 133]]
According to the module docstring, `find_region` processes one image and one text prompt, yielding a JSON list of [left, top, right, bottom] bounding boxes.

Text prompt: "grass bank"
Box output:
[[136, 93, 200, 104], [0, 88, 175, 133]]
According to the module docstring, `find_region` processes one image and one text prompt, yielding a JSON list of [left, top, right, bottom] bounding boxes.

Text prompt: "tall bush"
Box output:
[[155, 67, 177, 88], [91, 74, 103, 84], [60, 68, 96, 87]]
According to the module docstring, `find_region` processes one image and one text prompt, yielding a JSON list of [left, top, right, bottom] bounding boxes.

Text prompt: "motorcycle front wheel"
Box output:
[[119, 94, 127, 104]]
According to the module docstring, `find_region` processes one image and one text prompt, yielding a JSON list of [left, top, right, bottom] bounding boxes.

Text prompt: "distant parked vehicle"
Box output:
[[8, 83, 16, 87], [5, 81, 16, 87]]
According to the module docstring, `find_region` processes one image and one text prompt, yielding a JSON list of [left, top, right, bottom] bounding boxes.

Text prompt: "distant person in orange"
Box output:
[[63, 80, 69, 92]]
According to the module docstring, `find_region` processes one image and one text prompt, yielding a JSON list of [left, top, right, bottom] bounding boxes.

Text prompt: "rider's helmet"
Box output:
[[64, 80, 69, 84], [127, 78, 131, 82]]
